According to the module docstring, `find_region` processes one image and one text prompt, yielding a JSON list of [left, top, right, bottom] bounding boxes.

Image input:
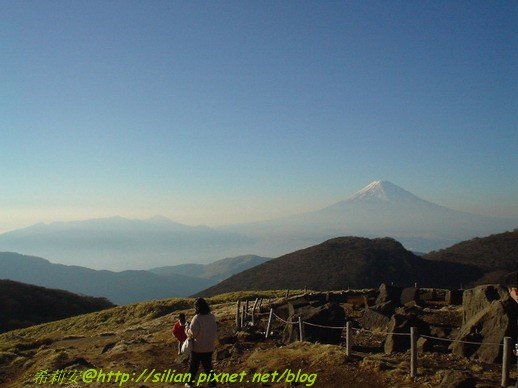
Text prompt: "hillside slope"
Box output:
[[197, 237, 484, 297], [424, 230, 517, 284], [0, 252, 212, 304], [424, 230, 517, 271], [0, 279, 114, 333]]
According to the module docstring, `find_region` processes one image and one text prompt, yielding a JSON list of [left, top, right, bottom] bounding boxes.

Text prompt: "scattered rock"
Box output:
[[400, 287, 420, 306], [236, 331, 264, 342], [419, 289, 437, 302], [446, 290, 464, 306], [430, 326, 449, 338], [101, 342, 116, 354], [417, 337, 432, 352], [219, 335, 237, 345], [440, 370, 477, 387], [461, 285, 509, 324], [403, 301, 423, 312], [450, 284, 517, 363], [359, 301, 395, 330], [376, 283, 402, 305], [384, 315, 429, 354], [63, 357, 95, 369], [384, 315, 412, 354], [281, 302, 346, 344], [48, 351, 69, 369], [63, 335, 86, 340]]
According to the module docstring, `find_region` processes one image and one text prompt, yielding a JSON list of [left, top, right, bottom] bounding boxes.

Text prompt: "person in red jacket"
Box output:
[[172, 313, 188, 355]]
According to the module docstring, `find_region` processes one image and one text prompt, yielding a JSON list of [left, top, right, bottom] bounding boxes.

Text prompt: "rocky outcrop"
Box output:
[[272, 295, 347, 345], [376, 283, 402, 305], [450, 284, 517, 363], [359, 301, 395, 331], [384, 314, 430, 354], [400, 287, 420, 306], [445, 289, 464, 305]]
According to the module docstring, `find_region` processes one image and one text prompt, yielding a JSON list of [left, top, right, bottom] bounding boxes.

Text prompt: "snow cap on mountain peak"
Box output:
[[349, 180, 424, 203]]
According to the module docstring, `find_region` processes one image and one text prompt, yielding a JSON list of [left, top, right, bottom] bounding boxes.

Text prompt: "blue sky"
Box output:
[[1, 1, 517, 232]]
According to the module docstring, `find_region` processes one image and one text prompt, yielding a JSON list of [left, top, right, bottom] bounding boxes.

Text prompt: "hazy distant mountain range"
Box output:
[[0, 253, 269, 304], [0, 181, 514, 270], [149, 254, 270, 282]]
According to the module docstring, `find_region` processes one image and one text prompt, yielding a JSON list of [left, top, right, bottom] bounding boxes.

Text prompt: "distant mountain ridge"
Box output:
[[197, 236, 485, 297], [0, 279, 114, 333], [0, 216, 256, 270], [149, 255, 271, 282], [0, 252, 270, 304], [0, 181, 514, 268], [0, 252, 212, 304]]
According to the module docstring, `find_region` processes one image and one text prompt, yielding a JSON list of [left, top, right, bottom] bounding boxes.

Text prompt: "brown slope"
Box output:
[[196, 237, 483, 297], [0, 279, 114, 333], [424, 229, 517, 271]]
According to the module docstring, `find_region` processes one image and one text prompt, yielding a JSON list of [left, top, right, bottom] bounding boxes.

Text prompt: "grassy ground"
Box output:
[[0, 290, 513, 387]]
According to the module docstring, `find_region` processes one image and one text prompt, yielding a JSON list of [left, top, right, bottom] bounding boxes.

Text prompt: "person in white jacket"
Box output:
[[185, 298, 218, 388]]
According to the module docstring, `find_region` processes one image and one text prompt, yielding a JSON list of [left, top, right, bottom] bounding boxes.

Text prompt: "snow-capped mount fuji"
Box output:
[[219, 180, 516, 253], [0, 181, 514, 269], [348, 180, 433, 204], [321, 180, 447, 214]]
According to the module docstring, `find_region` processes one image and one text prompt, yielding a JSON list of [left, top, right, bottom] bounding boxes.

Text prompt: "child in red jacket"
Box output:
[[172, 313, 188, 355]]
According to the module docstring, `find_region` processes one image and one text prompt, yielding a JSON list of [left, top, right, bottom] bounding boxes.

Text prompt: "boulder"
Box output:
[[461, 285, 509, 324], [445, 290, 464, 306], [450, 287, 517, 363], [440, 370, 477, 388], [403, 301, 423, 312], [360, 308, 390, 331], [430, 326, 449, 339], [400, 287, 420, 305], [417, 337, 433, 352], [376, 283, 402, 305], [384, 314, 430, 354], [419, 288, 436, 302], [346, 294, 369, 308], [282, 302, 345, 345], [384, 315, 412, 353], [219, 335, 237, 345]]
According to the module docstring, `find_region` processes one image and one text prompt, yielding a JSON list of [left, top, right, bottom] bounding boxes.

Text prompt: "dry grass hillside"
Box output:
[[0, 290, 510, 387]]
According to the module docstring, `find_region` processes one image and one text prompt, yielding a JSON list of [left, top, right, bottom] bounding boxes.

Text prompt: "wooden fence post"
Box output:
[[346, 321, 352, 356], [251, 298, 259, 326], [285, 290, 289, 299], [410, 327, 417, 378], [265, 308, 273, 339], [245, 299, 249, 314], [501, 336, 511, 387], [298, 317, 304, 341], [240, 305, 245, 328], [236, 299, 241, 329]]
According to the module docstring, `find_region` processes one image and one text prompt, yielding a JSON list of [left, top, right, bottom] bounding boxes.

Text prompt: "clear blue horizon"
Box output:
[[1, 1, 517, 232]]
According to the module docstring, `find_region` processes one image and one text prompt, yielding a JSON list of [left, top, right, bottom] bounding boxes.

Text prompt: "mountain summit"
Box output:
[[348, 180, 431, 204]]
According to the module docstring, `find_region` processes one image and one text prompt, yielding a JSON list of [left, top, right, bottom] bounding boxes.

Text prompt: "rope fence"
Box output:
[[235, 294, 514, 386]]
